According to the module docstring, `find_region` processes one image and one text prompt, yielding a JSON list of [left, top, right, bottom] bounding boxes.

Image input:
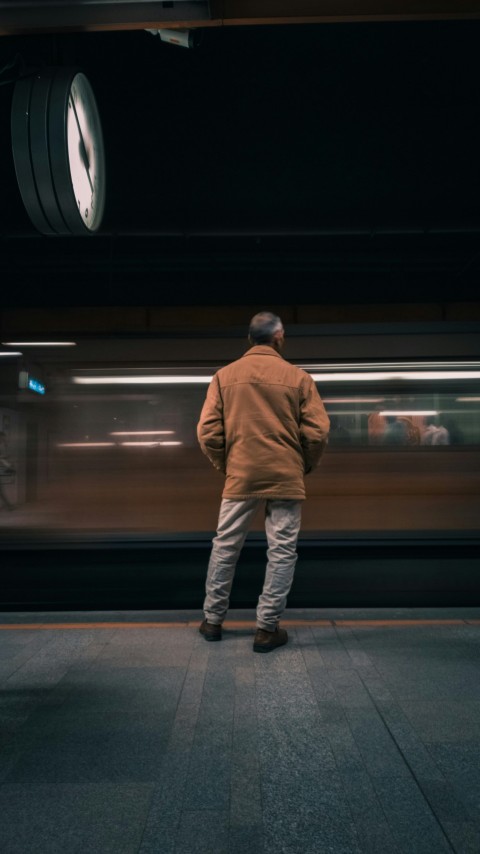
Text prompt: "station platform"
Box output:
[[1, 608, 480, 853]]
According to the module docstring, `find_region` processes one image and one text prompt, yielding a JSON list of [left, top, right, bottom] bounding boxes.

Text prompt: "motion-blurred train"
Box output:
[[0, 323, 479, 606]]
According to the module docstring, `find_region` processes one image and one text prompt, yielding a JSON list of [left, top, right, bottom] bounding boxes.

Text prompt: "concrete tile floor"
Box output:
[[0, 609, 480, 853]]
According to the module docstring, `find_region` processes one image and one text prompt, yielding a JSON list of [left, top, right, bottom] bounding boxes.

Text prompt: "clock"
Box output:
[[11, 67, 106, 235]]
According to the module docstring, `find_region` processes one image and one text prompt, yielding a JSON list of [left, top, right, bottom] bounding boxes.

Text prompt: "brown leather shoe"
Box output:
[[199, 619, 222, 641], [253, 625, 288, 653]]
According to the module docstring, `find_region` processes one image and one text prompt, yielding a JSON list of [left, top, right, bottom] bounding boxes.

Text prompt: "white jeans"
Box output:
[[203, 498, 302, 631]]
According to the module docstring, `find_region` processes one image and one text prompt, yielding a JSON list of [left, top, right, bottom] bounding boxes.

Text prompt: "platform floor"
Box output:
[[1, 608, 480, 853]]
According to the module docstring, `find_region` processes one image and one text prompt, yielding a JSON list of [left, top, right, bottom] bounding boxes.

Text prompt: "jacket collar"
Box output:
[[242, 344, 284, 359]]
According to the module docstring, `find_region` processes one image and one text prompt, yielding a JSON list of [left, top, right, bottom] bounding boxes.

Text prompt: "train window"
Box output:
[[320, 393, 479, 448]]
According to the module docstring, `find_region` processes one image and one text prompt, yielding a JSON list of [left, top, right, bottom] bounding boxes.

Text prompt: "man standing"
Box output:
[[197, 312, 330, 653]]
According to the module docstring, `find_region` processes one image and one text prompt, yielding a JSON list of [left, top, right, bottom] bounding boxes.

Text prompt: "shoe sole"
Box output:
[[253, 643, 286, 653], [199, 629, 222, 642]]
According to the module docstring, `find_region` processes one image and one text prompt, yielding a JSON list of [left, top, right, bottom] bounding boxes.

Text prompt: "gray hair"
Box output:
[[248, 312, 283, 344]]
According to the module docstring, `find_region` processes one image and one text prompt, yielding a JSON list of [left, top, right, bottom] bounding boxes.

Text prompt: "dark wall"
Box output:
[[0, 21, 479, 306]]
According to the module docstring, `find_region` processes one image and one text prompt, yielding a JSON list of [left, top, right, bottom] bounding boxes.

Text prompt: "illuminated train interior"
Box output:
[[1, 343, 479, 543]]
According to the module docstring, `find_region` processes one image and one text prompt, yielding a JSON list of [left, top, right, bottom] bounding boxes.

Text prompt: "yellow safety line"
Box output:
[[334, 619, 466, 627], [0, 619, 477, 630], [0, 622, 188, 630]]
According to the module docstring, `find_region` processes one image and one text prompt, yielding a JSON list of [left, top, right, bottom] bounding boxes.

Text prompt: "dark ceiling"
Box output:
[[0, 18, 479, 307]]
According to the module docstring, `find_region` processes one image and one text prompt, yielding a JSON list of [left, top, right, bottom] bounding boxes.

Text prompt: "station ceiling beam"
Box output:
[[1, 0, 480, 35]]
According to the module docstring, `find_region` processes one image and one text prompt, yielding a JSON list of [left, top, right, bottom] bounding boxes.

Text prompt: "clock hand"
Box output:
[[69, 95, 94, 193]]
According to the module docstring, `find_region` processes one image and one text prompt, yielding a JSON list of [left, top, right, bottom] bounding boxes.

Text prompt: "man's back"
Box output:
[[198, 344, 329, 500]]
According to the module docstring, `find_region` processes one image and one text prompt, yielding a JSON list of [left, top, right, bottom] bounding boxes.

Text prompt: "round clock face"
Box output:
[[11, 67, 106, 235], [67, 73, 105, 232]]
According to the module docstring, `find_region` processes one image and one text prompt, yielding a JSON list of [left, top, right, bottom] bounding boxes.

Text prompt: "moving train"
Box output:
[[0, 324, 479, 606]]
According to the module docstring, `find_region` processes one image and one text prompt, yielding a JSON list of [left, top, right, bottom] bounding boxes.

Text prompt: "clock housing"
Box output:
[[11, 67, 106, 235]]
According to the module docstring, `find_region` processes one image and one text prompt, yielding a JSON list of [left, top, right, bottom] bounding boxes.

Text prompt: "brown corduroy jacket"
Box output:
[[197, 344, 330, 499]]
